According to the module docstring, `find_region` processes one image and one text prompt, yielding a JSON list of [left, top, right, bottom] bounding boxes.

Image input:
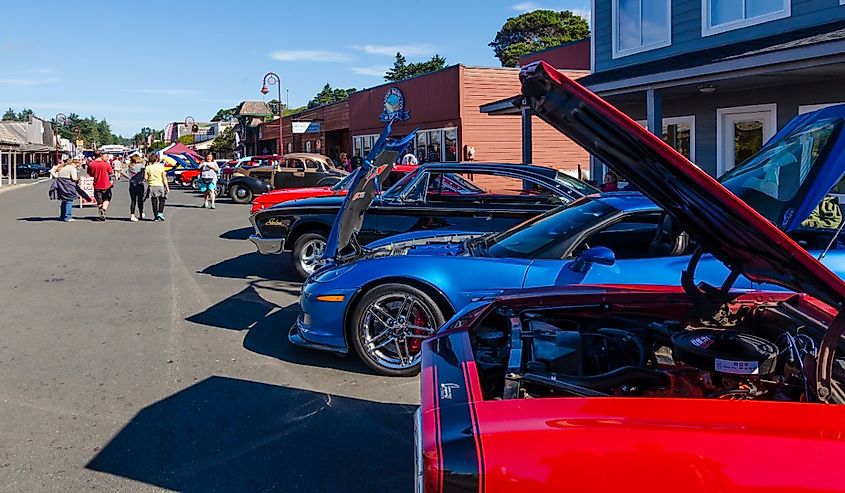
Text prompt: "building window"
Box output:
[[352, 134, 378, 158], [612, 0, 671, 58], [305, 141, 312, 153], [637, 116, 696, 162], [702, 0, 790, 37]]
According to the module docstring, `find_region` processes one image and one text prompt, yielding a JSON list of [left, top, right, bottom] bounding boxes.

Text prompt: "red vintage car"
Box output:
[[176, 160, 235, 188], [417, 61, 845, 491], [249, 164, 417, 215]]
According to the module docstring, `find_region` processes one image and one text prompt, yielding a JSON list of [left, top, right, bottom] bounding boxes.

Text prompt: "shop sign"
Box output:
[[292, 121, 321, 134], [380, 87, 410, 123]]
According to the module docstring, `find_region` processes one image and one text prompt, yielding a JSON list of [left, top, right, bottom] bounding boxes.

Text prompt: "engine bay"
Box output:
[[471, 301, 845, 403]]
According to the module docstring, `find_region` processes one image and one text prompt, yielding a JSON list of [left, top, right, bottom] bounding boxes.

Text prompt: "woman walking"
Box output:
[[49, 159, 80, 222], [198, 152, 220, 209], [123, 154, 146, 221], [144, 153, 169, 221]]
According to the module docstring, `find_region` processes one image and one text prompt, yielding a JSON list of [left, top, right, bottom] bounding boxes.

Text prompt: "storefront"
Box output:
[[348, 64, 591, 174], [259, 101, 351, 162]]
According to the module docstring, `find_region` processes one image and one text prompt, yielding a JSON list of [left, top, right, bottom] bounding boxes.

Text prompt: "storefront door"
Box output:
[[716, 104, 777, 176]]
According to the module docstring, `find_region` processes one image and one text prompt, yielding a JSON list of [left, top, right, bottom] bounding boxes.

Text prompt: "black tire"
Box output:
[[229, 184, 253, 204], [30, 172, 38, 180], [291, 232, 327, 280], [350, 283, 446, 376]]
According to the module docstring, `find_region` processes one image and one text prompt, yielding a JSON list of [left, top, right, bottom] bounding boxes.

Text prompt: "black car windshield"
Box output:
[[485, 198, 617, 258], [555, 171, 600, 196], [720, 117, 843, 226]]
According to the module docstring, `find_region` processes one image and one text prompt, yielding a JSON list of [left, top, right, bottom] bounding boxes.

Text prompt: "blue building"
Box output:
[[580, 0, 845, 180]]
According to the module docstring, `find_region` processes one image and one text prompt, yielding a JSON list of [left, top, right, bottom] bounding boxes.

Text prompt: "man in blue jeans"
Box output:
[[50, 160, 81, 222]]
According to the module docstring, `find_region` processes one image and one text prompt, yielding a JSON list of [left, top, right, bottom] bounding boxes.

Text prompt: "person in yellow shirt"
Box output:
[[144, 154, 170, 221]]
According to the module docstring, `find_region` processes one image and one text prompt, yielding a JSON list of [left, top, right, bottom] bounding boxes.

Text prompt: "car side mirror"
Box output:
[[569, 246, 616, 273]]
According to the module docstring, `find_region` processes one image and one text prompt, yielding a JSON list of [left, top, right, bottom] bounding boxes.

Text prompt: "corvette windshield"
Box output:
[[332, 171, 357, 191], [485, 198, 616, 258], [555, 171, 600, 196]]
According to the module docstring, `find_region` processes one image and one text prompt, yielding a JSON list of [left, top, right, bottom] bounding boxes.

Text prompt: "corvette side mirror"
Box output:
[[569, 246, 616, 273]]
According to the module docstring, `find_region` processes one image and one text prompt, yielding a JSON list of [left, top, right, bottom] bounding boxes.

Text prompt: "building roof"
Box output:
[[581, 19, 845, 87], [0, 124, 22, 145], [235, 101, 272, 117], [518, 37, 591, 70]]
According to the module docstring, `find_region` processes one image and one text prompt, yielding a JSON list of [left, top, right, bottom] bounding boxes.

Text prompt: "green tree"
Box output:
[[209, 126, 236, 157], [177, 134, 194, 145], [489, 9, 589, 67], [307, 84, 357, 109], [210, 107, 236, 122], [16, 108, 34, 121], [384, 52, 447, 81], [2, 108, 16, 120]]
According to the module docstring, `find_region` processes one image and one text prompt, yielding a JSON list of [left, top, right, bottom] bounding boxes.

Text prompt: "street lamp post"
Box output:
[[261, 72, 283, 156], [54, 113, 67, 166], [72, 126, 81, 157], [184, 116, 196, 150]]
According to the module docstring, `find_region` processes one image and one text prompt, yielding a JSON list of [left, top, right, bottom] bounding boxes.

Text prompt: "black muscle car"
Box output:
[[249, 162, 598, 279], [225, 153, 346, 204]]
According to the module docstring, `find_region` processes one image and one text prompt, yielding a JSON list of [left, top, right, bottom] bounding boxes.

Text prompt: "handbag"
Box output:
[[200, 165, 217, 184]]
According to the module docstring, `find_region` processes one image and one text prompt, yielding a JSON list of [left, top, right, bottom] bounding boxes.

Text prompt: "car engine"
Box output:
[[471, 307, 828, 402]]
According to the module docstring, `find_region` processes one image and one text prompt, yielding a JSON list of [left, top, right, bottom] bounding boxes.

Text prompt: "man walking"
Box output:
[[87, 151, 114, 221]]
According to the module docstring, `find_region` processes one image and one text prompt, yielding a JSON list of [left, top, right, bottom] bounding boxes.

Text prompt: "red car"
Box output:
[[177, 160, 235, 188], [417, 61, 845, 491], [249, 164, 417, 215]]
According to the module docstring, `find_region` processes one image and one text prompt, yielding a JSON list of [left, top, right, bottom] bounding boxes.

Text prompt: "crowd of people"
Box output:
[[46, 151, 222, 223]]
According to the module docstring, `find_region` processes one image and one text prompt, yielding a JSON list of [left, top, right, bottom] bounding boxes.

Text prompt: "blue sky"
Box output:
[[1, 0, 588, 136]]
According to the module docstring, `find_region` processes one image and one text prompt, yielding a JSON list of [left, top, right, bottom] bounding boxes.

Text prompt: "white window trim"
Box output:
[[799, 102, 844, 114], [635, 115, 696, 162], [702, 0, 791, 37], [716, 103, 777, 176], [611, 0, 672, 58]]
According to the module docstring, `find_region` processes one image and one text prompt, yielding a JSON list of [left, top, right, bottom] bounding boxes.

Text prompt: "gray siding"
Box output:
[[606, 79, 845, 176], [595, 0, 845, 73]]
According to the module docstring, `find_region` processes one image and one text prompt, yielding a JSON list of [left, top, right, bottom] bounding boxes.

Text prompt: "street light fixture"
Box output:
[[261, 72, 283, 156], [54, 113, 67, 166], [184, 116, 197, 148]]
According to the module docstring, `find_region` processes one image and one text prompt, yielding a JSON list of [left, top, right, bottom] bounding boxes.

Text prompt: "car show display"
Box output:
[[224, 153, 345, 204]]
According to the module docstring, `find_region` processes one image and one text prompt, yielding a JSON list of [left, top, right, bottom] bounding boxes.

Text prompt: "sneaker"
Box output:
[[210, 203, 215, 209], [201, 202, 208, 208], [98, 208, 106, 221], [64, 218, 76, 222], [130, 215, 139, 222], [141, 213, 146, 220], [157, 213, 166, 221]]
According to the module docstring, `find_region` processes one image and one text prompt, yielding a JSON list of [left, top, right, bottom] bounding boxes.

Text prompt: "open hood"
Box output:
[[520, 61, 845, 310], [323, 122, 416, 261]]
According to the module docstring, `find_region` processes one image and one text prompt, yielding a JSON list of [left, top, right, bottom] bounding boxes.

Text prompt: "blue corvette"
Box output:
[[292, 86, 845, 376]]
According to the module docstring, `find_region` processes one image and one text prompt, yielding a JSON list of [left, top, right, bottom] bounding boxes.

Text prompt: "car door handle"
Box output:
[[473, 214, 492, 220]]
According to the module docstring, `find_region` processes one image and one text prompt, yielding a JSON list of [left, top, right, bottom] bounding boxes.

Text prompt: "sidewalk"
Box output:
[[0, 178, 50, 194]]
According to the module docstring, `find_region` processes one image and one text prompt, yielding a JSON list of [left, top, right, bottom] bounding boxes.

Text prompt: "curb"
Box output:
[[0, 178, 50, 195]]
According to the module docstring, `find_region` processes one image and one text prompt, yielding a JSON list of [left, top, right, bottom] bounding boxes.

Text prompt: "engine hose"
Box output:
[[595, 328, 648, 367], [550, 366, 670, 392]]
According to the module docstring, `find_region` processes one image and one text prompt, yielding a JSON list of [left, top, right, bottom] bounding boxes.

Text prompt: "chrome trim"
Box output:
[[249, 234, 285, 255], [414, 407, 423, 493]]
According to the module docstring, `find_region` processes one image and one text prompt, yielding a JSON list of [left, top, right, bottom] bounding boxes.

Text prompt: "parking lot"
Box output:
[[0, 180, 418, 492]]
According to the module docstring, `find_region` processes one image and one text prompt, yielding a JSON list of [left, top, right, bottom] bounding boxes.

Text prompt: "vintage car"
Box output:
[[2, 163, 51, 179], [226, 153, 345, 204], [249, 148, 598, 279], [176, 159, 234, 189], [295, 62, 845, 376], [415, 61, 845, 492], [249, 164, 418, 215]]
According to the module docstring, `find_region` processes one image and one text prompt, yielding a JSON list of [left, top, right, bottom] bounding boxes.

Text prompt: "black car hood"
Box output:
[[520, 61, 845, 310], [323, 123, 416, 260]]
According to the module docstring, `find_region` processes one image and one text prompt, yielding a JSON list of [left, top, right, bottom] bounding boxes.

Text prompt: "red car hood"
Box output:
[[257, 186, 334, 200], [521, 61, 845, 311]]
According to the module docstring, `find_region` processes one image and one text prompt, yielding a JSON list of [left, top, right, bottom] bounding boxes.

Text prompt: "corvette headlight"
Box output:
[[311, 264, 355, 283]]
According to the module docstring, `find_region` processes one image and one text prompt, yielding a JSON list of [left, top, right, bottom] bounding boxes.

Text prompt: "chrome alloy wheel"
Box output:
[[361, 292, 437, 370], [298, 238, 326, 275]]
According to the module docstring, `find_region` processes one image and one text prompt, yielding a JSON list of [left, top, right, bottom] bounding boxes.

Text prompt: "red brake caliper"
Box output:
[[408, 307, 426, 353]]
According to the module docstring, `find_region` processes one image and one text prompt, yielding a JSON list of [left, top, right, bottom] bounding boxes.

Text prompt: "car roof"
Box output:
[[284, 153, 331, 161], [593, 191, 659, 214]]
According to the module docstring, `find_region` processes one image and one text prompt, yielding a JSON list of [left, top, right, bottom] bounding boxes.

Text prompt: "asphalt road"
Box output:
[[0, 179, 419, 492]]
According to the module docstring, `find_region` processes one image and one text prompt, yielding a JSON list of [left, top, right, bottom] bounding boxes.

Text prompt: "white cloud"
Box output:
[[30, 67, 55, 74], [133, 88, 198, 97], [350, 44, 436, 57], [512, 1, 542, 11], [350, 65, 389, 77], [269, 50, 351, 62], [0, 77, 59, 86]]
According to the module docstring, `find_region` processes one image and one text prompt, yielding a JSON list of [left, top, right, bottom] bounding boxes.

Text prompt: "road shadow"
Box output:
[[200, 252, 300, 283], [219, 227, 252, 240], [18, 217, 62, 222], [86, 376, 415, 493]]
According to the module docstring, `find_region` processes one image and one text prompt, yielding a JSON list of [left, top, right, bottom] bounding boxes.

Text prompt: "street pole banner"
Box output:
[[78, 176, 96, 207]]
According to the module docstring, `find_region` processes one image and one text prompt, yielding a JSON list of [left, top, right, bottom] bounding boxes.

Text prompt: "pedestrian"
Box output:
[[401, 150, 419, 165], [338, 152, 351, 172], [87, 151, 114, 221], [145, 153, 169, 221], [123, 154, 146, 221], [112, 155, 123, 181], [601, 171, 619, 192], [198, 152, 220, 209], [48, 159, 80, 222]]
